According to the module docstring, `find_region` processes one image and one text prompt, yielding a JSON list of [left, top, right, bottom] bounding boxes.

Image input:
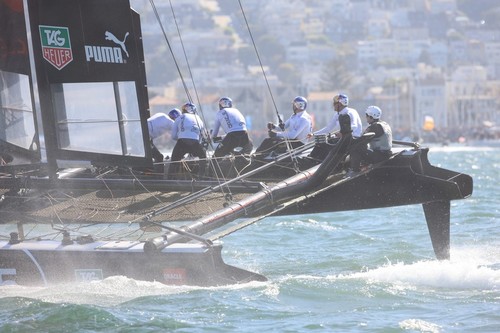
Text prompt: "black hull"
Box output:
[[0, 240, 266, 286], [272, 148, 472, 260], [150, 144, 472, 261], [0, 144, 473, 285], [278, 148, 472, 214]]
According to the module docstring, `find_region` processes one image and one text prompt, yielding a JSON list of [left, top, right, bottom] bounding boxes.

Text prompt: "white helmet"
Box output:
[[365, 106, 382, 119], [218, 97, 233, 109]]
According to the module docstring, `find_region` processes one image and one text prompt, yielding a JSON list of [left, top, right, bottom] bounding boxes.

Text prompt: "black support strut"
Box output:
[[422, 200, 450, 260]]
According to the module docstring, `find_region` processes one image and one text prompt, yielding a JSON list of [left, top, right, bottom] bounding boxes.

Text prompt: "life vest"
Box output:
[[369, 121, 392, 151]]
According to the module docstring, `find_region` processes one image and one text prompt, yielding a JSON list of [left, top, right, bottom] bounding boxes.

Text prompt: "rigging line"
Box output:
[[143, 0, 232, 189], [149, 0, 192, 102], [105, 226, 143, 241], [169, 0, 213, 144], [126, 144, 307, 222], [211, 159, 344, 241], [209, 192, 305, 241], [284, 136, 301, 173], [43, 192, 66, 226], [163, 0, 225, 182], [126, 167, 163, 204], [166, 0, 231, 185], [168, 0, 204, 124], [20, 223, 38, 240], [165, 0, 221, 176], [237, 0, 299, 169], [237, 0, 280, 125]]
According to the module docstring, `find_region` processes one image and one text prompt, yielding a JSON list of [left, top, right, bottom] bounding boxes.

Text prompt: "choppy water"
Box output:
[[1, 146, 499, 332]]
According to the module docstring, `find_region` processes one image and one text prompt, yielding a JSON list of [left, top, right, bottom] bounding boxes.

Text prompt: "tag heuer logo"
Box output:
[[39, 25, 73, 70]]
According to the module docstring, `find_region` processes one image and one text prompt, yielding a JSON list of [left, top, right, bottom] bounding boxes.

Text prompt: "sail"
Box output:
[[2, 0, 153, 171], [0, 0, 39, 162], [0, 0, 29, 74]]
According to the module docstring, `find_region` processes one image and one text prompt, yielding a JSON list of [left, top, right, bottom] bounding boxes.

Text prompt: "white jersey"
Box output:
[[147, 113, 174, 139], [172, 113, 205, 141], [212, 107, 247, 136], [276, 110, 312, 144], [314, 107, 363, 138]]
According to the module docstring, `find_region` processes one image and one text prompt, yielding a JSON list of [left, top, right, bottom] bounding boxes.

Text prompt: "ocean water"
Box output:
[[1, 146, 499, 332]]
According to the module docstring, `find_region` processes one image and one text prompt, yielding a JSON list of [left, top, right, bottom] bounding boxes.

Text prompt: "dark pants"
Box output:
[[169, 139, 207, 178], [255, 137, 303, 156], [150, 141, 164, 163], [349, 143, 391, 171], [309, 137, 340, 160], [214, 130, 253, 157]]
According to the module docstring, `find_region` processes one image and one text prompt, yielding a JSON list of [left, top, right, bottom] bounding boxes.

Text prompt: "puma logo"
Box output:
[[105, 31, 129, 57]]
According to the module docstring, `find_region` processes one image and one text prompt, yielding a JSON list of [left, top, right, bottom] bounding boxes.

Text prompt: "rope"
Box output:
[[167, 0, 212, 142], [237, 0, 281, 126], [148, 0, 191, 102], [238, 0, 301, 171], [149, 0, 228, 189]]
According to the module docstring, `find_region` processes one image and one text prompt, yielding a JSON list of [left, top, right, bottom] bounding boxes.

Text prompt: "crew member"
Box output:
[[256, 96, 312, 156], [147, 109, 181, 163], [168, 103, 207, 179], [309, 93, 362, 160], [212, 97, 253, 157], [346, 105, 392, 177]]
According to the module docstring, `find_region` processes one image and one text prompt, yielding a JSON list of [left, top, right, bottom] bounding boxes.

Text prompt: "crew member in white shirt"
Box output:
[[270, 96, 312, 146], [309, 93, 362, 160], [255, 96, 312, 156], [168, 103, 207, 179], [212, 97, 253, 157], [147, 109, 180, 140], [147, 108, 180, 163]]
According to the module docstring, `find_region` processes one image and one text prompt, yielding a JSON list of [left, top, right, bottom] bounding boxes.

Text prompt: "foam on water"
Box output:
[[342, 245, 500, 290], [273, 243, 500, 292], [399, 319, 441, 333], [0, 276, 268, 306]]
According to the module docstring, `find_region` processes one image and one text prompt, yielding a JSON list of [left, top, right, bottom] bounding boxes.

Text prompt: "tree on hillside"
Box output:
[[237, 46, 257, 67], [276, 63, 300, 84], [145, 46, 179, 86], [255, 35, 286, 69], [320, 58, 354, 91]]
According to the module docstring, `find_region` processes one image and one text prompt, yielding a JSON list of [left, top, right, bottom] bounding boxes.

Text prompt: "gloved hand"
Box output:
[[278, 121, 285, 130], [267, 122, 275, 130], [201, 137, 210, 149]]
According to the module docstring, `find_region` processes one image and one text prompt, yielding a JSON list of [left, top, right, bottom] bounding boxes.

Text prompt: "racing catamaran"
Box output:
[[0, 0, 472, 286]]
